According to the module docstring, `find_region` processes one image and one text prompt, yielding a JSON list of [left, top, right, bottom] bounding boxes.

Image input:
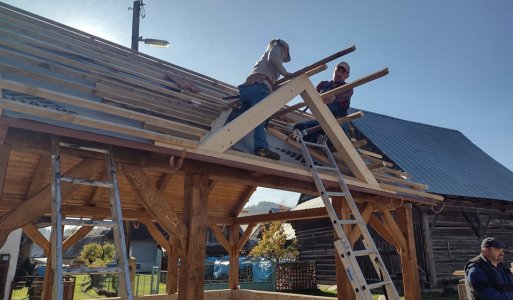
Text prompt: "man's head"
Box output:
[[333, 61, 350, 83], [267, 39, 291, 62], [481, 237, 506, 266]]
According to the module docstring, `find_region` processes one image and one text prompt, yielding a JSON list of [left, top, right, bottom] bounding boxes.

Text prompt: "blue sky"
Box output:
[[4, 0, 512, 207]]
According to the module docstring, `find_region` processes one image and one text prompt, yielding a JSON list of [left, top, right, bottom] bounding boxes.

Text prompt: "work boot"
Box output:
[[255, 147, 280, 160]]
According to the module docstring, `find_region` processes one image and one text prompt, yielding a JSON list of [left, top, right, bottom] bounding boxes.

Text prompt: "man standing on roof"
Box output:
[[293, 62, 353, 142], [465, 237, 513, 299], [229, 39, 292, 160]]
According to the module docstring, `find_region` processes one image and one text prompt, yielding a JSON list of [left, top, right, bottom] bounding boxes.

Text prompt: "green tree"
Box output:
[[79, 242, 116, 267], [249, 221, 298, 262]]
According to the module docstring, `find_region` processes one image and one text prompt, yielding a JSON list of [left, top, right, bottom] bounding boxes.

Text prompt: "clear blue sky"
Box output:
[[4, 0, 513, 207]]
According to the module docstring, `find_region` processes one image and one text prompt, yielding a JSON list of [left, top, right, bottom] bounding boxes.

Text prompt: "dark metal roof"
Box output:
[[352, 109, 513, 202]]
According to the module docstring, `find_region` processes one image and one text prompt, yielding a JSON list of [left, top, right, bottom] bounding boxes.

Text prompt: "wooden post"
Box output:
[[178, 173, 209, 300], [167, 237, 179, 294], [229, 225, 239, 290], [396, 205, 422, 300], [420, 207, 438, 289], [332, 197, 356, 300]]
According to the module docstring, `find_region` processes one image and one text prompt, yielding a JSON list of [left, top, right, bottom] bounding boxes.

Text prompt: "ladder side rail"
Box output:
[[295, 130, 374, 299], [105, 148, 133, 300], [50, 136, 64, 300]]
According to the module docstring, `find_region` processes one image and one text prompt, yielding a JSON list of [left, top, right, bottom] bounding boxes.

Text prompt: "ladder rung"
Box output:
[[303, 141, 329, 149], [366, 280, 393, 290], [353, 249, 376, 257], [335, 219, 361, 225], [314, 165, 339, 172], [62, 219, 117, 227], [61, 177, 113, 188], [64, 266, 121, 275], [325, 191, 347, 197]]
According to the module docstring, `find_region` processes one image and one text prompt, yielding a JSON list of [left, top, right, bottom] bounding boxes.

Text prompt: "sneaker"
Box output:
[[255, 147, 280, 160]]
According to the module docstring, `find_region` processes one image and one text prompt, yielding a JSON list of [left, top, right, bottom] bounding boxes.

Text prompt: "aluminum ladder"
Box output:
[[294, 129, 400, 300], [50, 136, 133, 300]]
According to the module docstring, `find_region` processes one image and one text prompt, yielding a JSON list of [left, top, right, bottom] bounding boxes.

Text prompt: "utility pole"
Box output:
[[131, 0, 141, 51]]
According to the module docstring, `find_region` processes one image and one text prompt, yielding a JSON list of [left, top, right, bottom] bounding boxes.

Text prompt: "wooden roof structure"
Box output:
[[0, 3, 442, 300]]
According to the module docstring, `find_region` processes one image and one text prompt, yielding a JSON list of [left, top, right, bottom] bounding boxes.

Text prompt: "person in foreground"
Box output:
[[230, 39, 292, 160], [465, 237, 513, 299]]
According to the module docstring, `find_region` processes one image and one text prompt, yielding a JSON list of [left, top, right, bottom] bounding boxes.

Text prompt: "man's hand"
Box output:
[[322, 94, 336, 104]]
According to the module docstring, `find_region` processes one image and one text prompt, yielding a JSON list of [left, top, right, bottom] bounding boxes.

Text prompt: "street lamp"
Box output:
[[130, 0, 169, 51]]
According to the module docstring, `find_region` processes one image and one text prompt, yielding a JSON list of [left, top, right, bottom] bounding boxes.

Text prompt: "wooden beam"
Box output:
[[396, 205, 422, 300], [0, 158, 103, 248], [380, 209, 408, 251], [230, 186, 256, 217], [62, 219, 100, 251], [166, 237, 179, 294], [235, 207, 328, 224], [305, 111, 364, 135], [0, 143, 11, 203], [348, 203, 374, 245], [208, 224, 231, 254], [321, 68, 389, 99], [236, 223, 256, 254], [420, 207, 438, 289], [332, 198, 355, 300], [368, 214, 401, 250], [199, 74, 311, 152], [229, 225, 239, 290], [156, 173, 173, 195], [178, 173, 209, 300], [25, 153, 51, 199], [300, 80, 378, 186], [140, 219, 171, 253], [120, 164, 186, 249], [22, 223, 49, 256]]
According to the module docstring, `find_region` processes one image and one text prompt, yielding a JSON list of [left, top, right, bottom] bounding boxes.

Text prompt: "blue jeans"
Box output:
[[228, 83, 271, 151]]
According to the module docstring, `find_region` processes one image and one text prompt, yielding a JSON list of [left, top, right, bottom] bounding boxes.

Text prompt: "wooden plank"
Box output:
[[140, 219, 171, 253], [0, 79, 206, 139], [120, 164, 186, 249], [199, 74, 311, 152], [300, 78, 379, 186], [0, 98, 198, 149], [321, 68, 389, 99], [305, 111, 364, 135], [374, 173, 428, 190], [368, 214, 401, 250], [396, 205, 422, 300], [22, 223, 49, 256], [380, 209, 408, 251], [379, 183, 444, 201], [0, 158, 102, 248], [420, 207, 438, 289], [179, 173, 209, 300]]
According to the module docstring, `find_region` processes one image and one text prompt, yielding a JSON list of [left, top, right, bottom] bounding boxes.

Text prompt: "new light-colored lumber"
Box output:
[[200, 74, 311, 151], [305, 111, 364, 135], [300, 78, 379, 186], [374, 173, 428, 190], [379, 183, 444, 201]]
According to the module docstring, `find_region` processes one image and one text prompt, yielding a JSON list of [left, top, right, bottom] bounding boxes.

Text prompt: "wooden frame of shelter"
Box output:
[[0, 3, 443, 300]]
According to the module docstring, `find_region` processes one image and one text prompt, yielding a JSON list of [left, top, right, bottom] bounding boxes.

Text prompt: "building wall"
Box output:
[[0, 229, 22, 300], [131, 240, 158, 273]]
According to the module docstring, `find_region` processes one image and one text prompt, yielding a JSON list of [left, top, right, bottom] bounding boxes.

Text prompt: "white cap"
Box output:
[[336, 61, 350, 73]]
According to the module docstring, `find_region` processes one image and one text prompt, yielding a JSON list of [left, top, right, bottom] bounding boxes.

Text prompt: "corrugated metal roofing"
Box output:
[[352, 109, 513, 202]]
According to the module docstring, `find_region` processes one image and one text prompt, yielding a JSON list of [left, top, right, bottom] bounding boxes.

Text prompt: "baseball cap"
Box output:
[[481, 237, 507, 249], [336, 61, 350, 73]]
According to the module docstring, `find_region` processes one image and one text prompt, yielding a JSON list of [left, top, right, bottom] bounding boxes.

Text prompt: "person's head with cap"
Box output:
[[333, 61, 350, 83], [481, 237, 506, 266], [267, 39, 291, 62]]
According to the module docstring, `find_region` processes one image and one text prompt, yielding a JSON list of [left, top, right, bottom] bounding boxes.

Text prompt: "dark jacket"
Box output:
[[464, 254, 513, 300]]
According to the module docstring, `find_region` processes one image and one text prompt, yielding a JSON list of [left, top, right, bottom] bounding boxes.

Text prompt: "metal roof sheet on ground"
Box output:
[[351, 109, 513, 202]]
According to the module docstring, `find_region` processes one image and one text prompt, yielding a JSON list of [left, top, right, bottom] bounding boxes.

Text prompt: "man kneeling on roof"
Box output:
[[294, 61, 353, 145], [227, 39, 292, 160]]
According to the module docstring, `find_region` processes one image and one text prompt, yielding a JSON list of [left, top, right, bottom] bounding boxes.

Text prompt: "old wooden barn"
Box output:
[[0, 2, 444, 300], [291, 110, 513, 290]]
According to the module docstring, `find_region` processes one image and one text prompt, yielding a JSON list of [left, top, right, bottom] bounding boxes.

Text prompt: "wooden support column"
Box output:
[[167, 237, 179, 294], [332, 197, 355, 300], [229, 225, 239, 290], [178, 173, 209, 300], [0, 143, 11, 202], [396, 205, 422, 300], [420, 207, 438, 289]]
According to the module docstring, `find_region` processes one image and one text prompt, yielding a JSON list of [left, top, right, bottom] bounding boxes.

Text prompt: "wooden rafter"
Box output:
[[0, 158, 102, 247], [120, 164, 186, 249]]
